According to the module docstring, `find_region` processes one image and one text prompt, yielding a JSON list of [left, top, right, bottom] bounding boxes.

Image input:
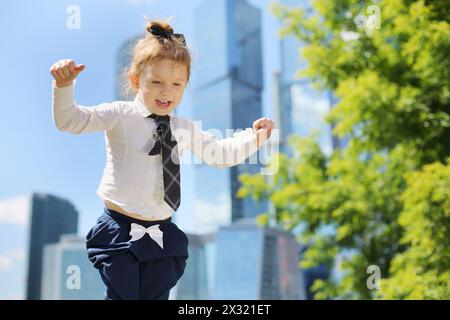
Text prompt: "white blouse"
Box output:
[[51, 82, 262, 219]]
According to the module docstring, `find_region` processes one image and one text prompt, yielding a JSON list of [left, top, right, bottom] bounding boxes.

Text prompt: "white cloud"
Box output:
[[0, 248, 26, 272], [0, 195, 31, 225], [7, 249, 25, 261], [0, 256, 13, 272]]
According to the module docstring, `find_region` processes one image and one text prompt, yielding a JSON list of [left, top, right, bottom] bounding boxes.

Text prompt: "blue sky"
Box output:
[[0, 0, 282, 238]]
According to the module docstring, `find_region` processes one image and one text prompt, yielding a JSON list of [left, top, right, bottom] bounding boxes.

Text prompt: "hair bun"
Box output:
[[146, 21, 174, 39]]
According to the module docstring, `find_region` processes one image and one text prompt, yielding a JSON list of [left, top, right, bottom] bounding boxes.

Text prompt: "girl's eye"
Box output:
[[152, 81, 160, 84], [174, 83, 181, 86]]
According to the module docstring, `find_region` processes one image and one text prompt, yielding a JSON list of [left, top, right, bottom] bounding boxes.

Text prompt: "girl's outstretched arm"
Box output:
[[178, 117, 275, 169], [50, 59, 121, 134]]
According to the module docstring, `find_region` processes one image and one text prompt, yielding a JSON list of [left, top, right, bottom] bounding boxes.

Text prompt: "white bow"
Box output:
[[129, 223, 164, 249]]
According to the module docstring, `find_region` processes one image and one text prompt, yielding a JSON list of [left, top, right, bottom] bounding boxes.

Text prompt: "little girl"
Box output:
[[50, 19, 275, 300]]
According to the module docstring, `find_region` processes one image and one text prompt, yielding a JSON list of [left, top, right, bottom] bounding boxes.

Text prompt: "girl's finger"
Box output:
[[61, 66, 71, 77], [68, 62, 75, 73], [56, 68, 66, 79], [51, 69, 62, 81], [75, 64, 85, 71]]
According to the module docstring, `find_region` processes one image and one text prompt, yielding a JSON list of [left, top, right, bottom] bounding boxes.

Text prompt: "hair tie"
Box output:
[[148, 25, 186, 46], [148, 25, 171, 39]]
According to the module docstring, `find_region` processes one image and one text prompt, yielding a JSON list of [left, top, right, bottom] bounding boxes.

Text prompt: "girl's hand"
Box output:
[[253, 117, 275, 148], [50, 59, 85, 88]]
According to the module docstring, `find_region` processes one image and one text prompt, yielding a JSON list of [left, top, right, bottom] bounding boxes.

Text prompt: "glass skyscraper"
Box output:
[[192, 0, 268, 234], [0, 193, 78, 299], [41, 234, 104, 299], [175, 232, 216, 299], [276, 0, 337, 156], [275, 0, 348, 298], [214, 218, 300, 299]]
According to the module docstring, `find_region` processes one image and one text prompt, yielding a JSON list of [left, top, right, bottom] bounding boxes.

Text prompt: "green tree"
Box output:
[[378, 159, 450, 299], [237, 0, 449, 299]]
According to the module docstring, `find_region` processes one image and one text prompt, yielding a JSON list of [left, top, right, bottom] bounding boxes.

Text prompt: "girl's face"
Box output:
[[137, 59, 188, 116]]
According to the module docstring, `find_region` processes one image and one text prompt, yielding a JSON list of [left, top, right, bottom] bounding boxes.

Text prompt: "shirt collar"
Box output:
[[133, 95, 175, 118]]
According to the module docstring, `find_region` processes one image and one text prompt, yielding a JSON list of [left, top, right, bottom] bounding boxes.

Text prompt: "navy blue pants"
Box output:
[[85, 207, 189, 300]]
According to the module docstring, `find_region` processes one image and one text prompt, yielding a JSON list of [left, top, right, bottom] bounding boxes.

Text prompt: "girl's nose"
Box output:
[[160, 87, 174, 96]]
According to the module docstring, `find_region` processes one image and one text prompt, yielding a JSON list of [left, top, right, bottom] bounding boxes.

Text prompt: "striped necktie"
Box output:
[[147, 114, 181, 212]]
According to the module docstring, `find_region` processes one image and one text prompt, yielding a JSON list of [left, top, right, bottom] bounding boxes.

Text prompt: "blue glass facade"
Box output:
[[214, 225, 263, 299], [41, 235, 105, 299], [26, 193, 79, 300], [279, 0, 336, 156], [175, 233, 216, 299], [192, 0, 268, 233], [278, 0, 336, 299], [115, 35, 141, 100], [214, 220, 300, 299]]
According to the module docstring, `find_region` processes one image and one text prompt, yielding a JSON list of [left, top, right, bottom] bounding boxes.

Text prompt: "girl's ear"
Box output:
[[129, 72, 140, 90]]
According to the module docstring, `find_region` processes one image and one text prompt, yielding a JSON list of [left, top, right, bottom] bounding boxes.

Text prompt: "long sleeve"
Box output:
[[52, 81, 121, 134], [183, 118, 262, 169]]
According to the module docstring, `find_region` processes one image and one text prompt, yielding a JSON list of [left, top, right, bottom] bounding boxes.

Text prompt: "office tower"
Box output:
[[0, 193, 78, 299], [41, 234, 105, 299], [192, 0, 268, 233], [115, 35, 140, 100], [214, 219, 300, 299], [277, 0, 349, 298], [271, 70, 292, 155], [176, 232, 216, 299], [298, 244, 331, 299], [277, 0, 336, 155]]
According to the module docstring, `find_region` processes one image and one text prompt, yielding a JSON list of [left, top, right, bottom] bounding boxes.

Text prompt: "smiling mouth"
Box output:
[[155, 99, 172, 108]]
